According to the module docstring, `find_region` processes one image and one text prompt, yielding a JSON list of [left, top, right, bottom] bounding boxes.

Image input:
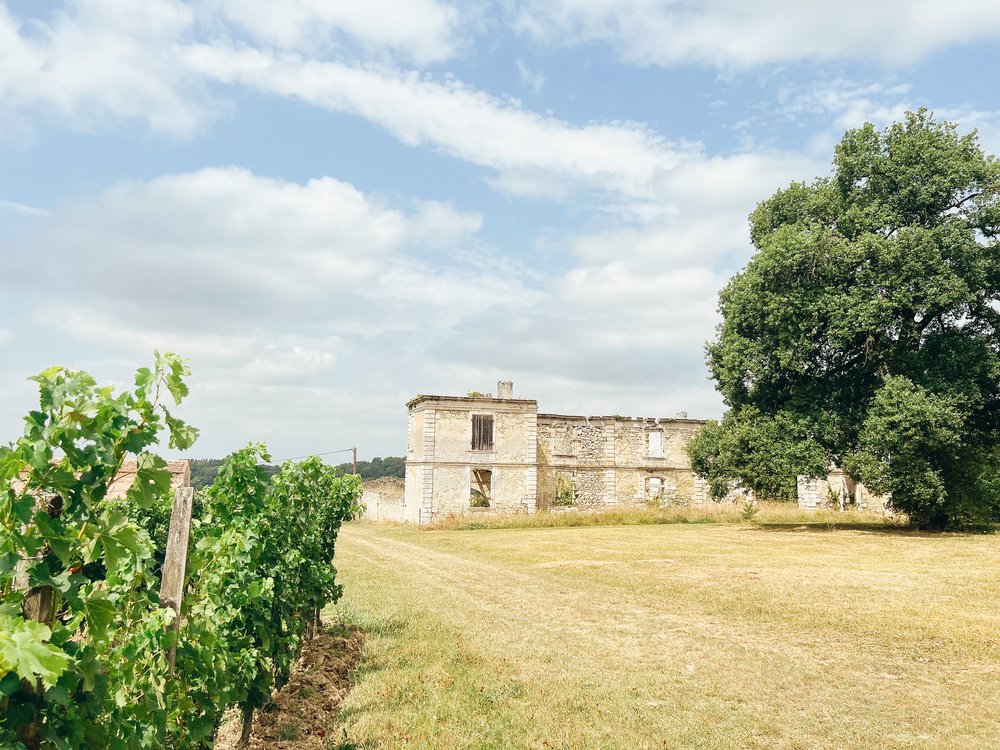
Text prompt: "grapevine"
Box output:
[[0, 355, 362, 749]]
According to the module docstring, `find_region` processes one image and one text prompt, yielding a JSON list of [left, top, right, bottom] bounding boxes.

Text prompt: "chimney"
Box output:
[[497, 380, 514, 399], [675, 411, 688, 419]]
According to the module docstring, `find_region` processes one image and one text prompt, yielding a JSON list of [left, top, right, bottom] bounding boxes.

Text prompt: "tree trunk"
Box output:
[[236, 705, 254, 749]]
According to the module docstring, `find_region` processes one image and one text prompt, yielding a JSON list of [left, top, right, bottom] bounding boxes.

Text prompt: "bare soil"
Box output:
[[215, 626, 364, 749]]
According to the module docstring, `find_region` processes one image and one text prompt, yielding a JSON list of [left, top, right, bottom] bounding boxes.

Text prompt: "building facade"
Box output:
[[401, 382, 710, 523]]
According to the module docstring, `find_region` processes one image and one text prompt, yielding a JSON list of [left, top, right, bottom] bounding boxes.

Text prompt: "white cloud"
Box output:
[[777, 80, 911, 129], [0, 166, 539, 455], [771, 77, 1000, 157], [0, 0, 465, 139], [0, 0, 215, 137], [209, 0, 461, 64], [181, 43, 696, 200], [1, 143, 824, 455], [0, 199, 49, 217], [513, 0, 1000, 69], [13, 167, 482, 330], [514, 59, 544, 94]]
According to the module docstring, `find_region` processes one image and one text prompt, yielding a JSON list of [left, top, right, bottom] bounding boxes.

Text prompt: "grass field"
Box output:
[[330, 520, 1000, 749]]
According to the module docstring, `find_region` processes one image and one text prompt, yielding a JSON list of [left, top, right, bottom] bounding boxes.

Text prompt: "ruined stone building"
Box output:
[[796, 469, 888, 513], [401, 381, 711, 523]]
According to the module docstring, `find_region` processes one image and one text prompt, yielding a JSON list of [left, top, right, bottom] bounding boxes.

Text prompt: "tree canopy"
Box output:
[[689, 110, 1000, 529]]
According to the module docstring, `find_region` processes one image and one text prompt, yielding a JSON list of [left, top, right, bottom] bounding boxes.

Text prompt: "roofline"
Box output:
[[537, 413, 708, 424], [407, 394, 538, 409]]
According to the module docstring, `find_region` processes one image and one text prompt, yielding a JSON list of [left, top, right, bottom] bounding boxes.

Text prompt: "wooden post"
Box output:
[[16, 492, 62, 750], [16, 554, 50, 750], [159, 486, 194, 672]]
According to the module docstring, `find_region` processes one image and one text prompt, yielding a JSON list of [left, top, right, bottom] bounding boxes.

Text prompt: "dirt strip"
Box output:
[[215, 626, 364, 749]]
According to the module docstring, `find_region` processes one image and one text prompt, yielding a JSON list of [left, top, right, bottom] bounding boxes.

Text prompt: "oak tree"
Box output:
[[690, 111, 1000, 529]]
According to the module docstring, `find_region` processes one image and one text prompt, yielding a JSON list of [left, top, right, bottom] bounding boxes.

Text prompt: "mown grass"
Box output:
[[330, 521, 1000, 750], [422, 500, 902, 532]]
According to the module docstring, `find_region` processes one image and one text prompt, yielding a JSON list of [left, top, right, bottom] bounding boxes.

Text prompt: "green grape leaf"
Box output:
[[157, 352, 191, 404], [0, 617, 72, 687], [0, 669, 20, 696], [83, 597, 117, 642], [125, 454, 171, 509], [91, 510, 146, 573], [33, 511, 74, 564], [133, 366, 154, 398], [164, 411, 199, 451]]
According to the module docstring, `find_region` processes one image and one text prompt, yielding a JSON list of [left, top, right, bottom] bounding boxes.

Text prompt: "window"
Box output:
[[555, 473, 575, 506], [472, 414, 494, 450], [647, 477, 664, 498], [648, 430, 663, 458], [471, 469, 492, 507]]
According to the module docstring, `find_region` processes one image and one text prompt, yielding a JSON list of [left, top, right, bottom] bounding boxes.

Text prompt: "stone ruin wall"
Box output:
[[362, 477, 405, 522], [796, 470, 890, 513], [536, 416, 710, 509], [403, 397, 538, 522]]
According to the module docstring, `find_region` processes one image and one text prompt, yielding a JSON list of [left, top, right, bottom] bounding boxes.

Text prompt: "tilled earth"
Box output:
[[216, 626, 364, 749]]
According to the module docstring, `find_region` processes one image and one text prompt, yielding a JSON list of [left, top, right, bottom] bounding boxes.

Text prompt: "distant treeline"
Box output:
[[189, 456, 405, 489]]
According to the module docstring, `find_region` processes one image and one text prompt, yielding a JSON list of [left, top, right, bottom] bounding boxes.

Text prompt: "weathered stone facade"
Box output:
[[402, 383, 709, 523], [796, 469, 889, 513], [404, 390, 538, 523], [361, 477, 405, 522], [536, 415, 709, 509]]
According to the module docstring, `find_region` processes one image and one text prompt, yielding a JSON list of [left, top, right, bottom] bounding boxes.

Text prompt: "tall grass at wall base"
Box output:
[[420, 502, 904, 532]]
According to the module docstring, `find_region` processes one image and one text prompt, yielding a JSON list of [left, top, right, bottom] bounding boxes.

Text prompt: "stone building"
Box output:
[[361, 477, 405, 521], [401, 381, 710, 523], [796, 469, 889, 513], [106, 459, 191, 499], [12, 459, 191, 499]]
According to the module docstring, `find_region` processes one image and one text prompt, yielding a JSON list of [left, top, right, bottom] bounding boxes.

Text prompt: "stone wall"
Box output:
[[536, 415, 708, 509], [404, 388, 726, 523], [362, 477, 405, 522], [403, 394, 538, 522], [796, 470, 890, 512]]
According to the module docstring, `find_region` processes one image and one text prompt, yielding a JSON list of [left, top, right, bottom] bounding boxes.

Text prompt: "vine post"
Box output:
[[14, 491, 62, 750], [158, 486, 194, 672]]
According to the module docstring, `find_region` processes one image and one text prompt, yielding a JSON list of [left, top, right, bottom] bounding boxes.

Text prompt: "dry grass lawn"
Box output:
[[330, 520, 1000, 749]]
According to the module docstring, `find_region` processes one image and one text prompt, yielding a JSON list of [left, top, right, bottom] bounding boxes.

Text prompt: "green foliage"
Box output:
[[0, 352, 197, 749], [0, 612, 72, 687], [553, 477, 575, 507], [338, 456, 405, 481], [188, 455, 401, 490], [688, 410, 828, 501], [693, 110, 1000, 528], [740, 500, 760, 523], [0, 356, 363, 748]]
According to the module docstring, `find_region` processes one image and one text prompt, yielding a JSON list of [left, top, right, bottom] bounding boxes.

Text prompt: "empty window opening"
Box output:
[[471, 469, 492, 507], [648, 430, 663, 458], [647, 477, 664, 497], [472, 414, 495, 451], [554, 474, 575, 506]]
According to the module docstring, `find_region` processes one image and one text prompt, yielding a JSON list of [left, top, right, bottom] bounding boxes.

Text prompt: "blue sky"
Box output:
[[2, 0, 1000, 460]]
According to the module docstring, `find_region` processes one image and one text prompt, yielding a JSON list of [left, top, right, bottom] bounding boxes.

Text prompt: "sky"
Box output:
[[2, 1, 1000, 461]]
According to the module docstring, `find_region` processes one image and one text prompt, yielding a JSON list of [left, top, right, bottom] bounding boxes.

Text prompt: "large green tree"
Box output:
[[689, 111, 1000, 529]]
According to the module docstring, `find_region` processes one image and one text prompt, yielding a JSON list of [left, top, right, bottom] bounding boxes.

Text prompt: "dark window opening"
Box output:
[[471, 469, 492, 507], [472, 414, 494, 451]]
